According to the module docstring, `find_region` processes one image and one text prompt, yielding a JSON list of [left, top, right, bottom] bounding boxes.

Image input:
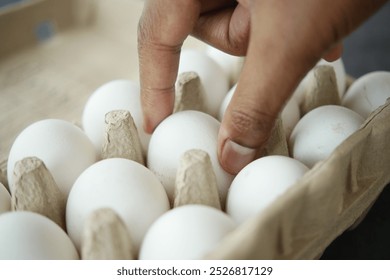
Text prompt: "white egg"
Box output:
[[7, 119, 97, 197], [0, 211, 79, 259], [147, 110, 234, 204], [226, 155, 309, 224], [179, 49, 230, 117], [66, 158, 170, 253], [205, 45, 244, 86], [139, 204, 236, 260], [291, 74, 310, 106], [289, 105, 364, 168], [218, 84, 236, 121], [342, 71, 390, 119], [0, 183, 11, 214], [82, 79, 150, 156]]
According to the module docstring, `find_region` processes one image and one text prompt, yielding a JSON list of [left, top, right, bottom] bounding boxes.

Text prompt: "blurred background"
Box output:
[[0, 0, 23, 6], [1, 0, 389, 259], [341, 2, 390, 78]]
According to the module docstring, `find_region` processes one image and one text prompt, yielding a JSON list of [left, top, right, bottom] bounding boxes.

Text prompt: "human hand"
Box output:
[[138, 0, 387, 175]]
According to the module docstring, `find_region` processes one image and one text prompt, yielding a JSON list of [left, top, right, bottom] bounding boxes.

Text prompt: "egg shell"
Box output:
[[179, 49, 229, 117], [0, 211, 79, 260], [290, 75, 310, 106], [289, 105, 364, 168], [205, 45, 244, 86], [342, 71, 390, 119], [0, 183, 11, 214], [82, 79, 150, 156], [226, 155, 309, 224], [139, 204, 236, 260], [218, 84, 236, 121], [66, 158, 170, 253], [147, 110, 234, 204], [7, 119, 97, 197]]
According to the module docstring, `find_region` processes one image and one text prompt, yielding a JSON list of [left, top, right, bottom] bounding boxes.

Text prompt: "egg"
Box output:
[[205, 45, 244, 86], [139, 204, 236, 260], [342, 71, 390, 119], [179, 49, 230, 117], [289, 105, 364, 168], [82, 79, 150, 156], [147, 110, 234, 204], [7, 119, 97, 197], [226, 155, 309, 224], [218, 84, 236, 121], [66, 158, 170, 253], [290, 75, 310, 106], [0, 183, 11, 214], [0, 211, 79, 259]]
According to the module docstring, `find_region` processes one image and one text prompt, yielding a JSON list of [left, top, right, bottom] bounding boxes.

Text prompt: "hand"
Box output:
[[138, 0, 388, 175]]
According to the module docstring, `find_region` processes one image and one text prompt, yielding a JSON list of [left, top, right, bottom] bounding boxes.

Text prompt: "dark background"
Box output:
[[321, 2, 390, 259], [340, 2, 390, 78]]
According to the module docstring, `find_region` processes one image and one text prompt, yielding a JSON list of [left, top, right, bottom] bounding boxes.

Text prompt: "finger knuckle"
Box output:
[[230, 107, 276, 137]]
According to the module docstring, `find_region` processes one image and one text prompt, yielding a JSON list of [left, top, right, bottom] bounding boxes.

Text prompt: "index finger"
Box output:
[[137, 0, 201, 133]]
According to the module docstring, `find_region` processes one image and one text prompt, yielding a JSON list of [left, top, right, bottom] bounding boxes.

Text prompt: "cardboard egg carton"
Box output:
[[1, 0, 389, 259], [207, 99, 390, 259]]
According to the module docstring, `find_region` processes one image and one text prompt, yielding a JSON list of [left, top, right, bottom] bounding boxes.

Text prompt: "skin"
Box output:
[[138, 0, 388, 175]]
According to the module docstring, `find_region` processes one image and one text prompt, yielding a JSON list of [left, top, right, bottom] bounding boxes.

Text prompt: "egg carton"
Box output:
[[2, 98, 389, 260], [1, 0, 390, 260], [207, 98, 390, 259]]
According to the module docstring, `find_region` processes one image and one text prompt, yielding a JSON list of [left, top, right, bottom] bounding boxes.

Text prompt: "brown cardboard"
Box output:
[[1, 0, 389, 260]]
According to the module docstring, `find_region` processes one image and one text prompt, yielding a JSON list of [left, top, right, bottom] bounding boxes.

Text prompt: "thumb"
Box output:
[[217, 2, 320, 175], [217, 74, 288, 175], [217, 0, 389, 174]]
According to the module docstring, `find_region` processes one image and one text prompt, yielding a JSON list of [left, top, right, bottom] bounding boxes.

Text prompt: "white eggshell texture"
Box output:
[[0, 211, 79, 260], [0, 183, 11, 214], [7, 119, 97, 197], [289, 105, 364, 168], [226, 155, 309, 224], [179, 49, 229, 117], [342, 71, 390, 119], [82, 79, 150, 156], [66, 158, 170, 252], [139, 204, 236, 260], [218, 84, 236, 121], [205, 45, 244, 86], [147, 110, 234, 204]]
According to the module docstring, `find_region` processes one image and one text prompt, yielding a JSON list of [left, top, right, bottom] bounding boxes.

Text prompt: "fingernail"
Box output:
[[221, 140, 257, 175], [143, 115, 159, 134], [143, 118, 154, 134]]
